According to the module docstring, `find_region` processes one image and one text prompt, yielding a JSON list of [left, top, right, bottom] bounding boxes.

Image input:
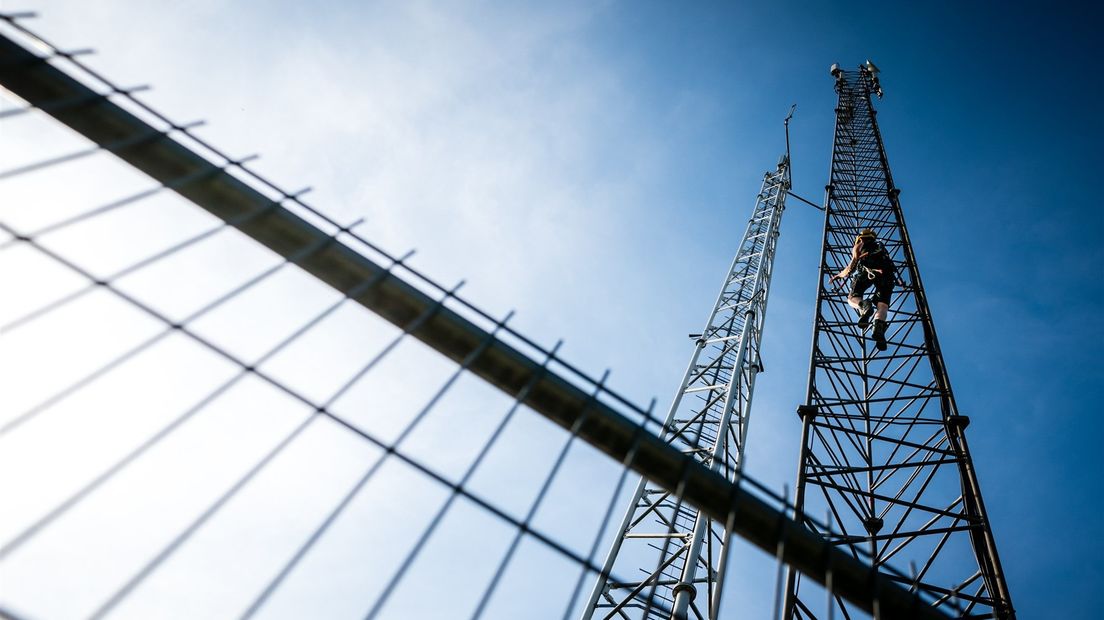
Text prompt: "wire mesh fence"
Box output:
[[0, 15, 945, 620]]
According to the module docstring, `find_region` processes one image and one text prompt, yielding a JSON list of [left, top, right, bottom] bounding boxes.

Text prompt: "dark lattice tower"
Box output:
[[782, 62, 1015, 619]]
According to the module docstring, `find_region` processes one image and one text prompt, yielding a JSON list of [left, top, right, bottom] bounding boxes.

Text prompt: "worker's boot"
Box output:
[[856, 299, 874, 330], [872, 319, 888, 351]]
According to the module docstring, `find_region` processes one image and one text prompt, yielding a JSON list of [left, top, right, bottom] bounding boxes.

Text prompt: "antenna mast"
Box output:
[[782, 62, 1015, 619], [581, 115, 794, 620]]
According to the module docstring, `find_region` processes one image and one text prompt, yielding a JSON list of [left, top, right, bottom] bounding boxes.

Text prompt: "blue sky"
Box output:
[[5, 1, 1102, 618]]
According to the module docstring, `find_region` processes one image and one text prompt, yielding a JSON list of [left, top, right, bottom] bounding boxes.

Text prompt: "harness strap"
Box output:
[[860, 265, 882, 280]]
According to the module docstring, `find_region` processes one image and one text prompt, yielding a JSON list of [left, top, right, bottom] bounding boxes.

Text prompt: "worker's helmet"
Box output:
[[856, 228, 877, 242]]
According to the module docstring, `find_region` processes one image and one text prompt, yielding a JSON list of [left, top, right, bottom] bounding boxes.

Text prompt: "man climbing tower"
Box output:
[[829, 228, 897, 351]]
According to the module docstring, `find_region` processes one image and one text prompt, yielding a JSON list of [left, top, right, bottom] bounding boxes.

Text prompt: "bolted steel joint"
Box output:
[[864, 517, 884, 535], [948, 415, 971, 431], [672, 582, 697, 600]]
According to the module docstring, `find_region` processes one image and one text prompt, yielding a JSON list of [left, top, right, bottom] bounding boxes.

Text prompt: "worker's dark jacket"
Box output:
[[856, 241, 896, 279], [849, 240, 897, 305]]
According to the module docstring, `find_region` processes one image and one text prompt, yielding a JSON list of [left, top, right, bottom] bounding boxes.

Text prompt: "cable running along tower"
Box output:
[[782, 62, 1014, 619], [583, 153, 790, 619]]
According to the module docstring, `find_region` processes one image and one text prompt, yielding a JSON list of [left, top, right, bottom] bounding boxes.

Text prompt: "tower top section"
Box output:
[[829, 60, 884, 98]]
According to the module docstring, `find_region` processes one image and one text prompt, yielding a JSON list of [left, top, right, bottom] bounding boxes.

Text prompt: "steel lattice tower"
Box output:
[[583, 155, 790, 620], [782, 63, 1014, 619]]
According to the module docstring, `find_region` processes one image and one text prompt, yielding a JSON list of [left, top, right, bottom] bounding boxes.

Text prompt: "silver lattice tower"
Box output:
[[583, 155, 790, 619], [782, 62, 1015, 619]]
